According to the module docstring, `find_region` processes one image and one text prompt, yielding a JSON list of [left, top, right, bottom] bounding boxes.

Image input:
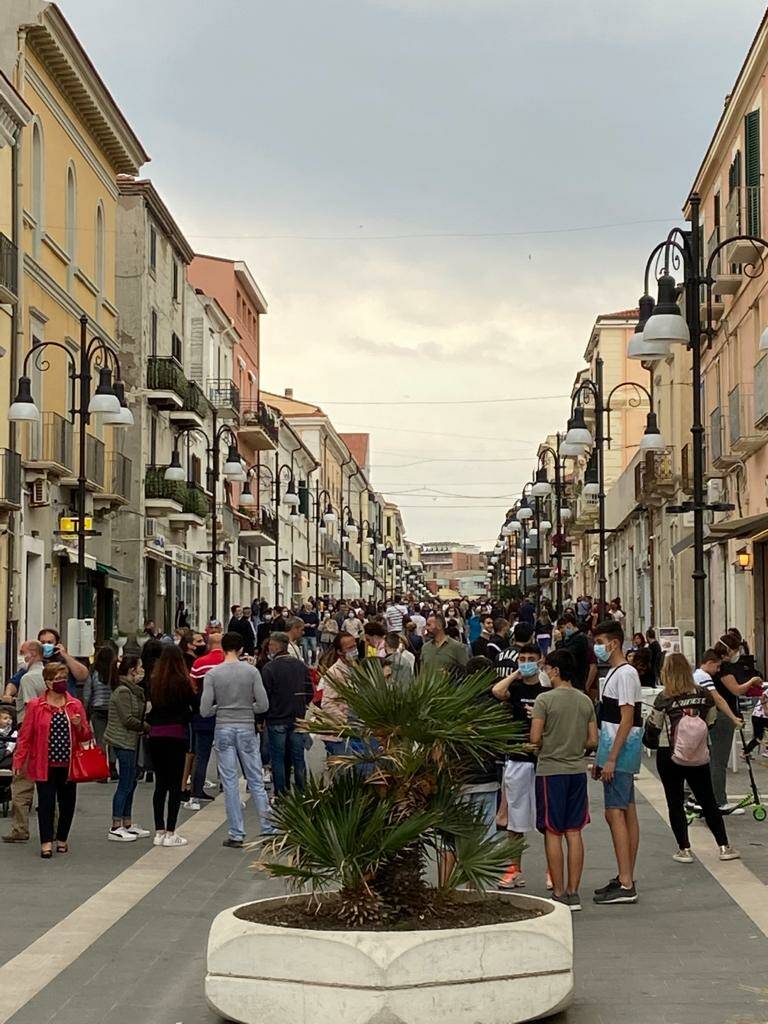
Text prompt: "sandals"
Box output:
[[56, 842, 69, 854], [40, 848, 53, 859]]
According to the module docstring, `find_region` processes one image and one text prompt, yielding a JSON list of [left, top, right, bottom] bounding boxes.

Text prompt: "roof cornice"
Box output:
[[117, 177, 194, 263], [0, 68, 32, 145]]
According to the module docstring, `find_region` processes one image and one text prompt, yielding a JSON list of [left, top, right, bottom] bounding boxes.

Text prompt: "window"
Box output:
[[172, 260, 179, 301], [745, 109, 761, 235], [150, 309, 158, 355], [95, 203, 105, 293], [65, 164, 76, 264], [171, 331, 182, 364], [190, 454, 201, 485], [149, 224, 157, 272], [31, 121, 43, 255]]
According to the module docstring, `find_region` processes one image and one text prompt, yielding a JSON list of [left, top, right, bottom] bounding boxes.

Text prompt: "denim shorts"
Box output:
[[603, 770, 635, 810]]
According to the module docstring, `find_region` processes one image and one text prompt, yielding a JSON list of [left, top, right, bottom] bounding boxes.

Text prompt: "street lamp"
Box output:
[[562, 357, 665, 616], [536, 434, 566, 614], [166, 420, 243, 620], [8, 316, 128, 619], [629, 195, 766, 659], [241, 460, 305, 609]]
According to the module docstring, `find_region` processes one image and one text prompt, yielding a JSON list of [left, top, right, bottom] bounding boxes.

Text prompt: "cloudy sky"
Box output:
[[64, 0, 766, 547]]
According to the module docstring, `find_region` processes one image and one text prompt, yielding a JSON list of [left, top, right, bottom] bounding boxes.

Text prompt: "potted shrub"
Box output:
[[206, 662, 573, 1024]]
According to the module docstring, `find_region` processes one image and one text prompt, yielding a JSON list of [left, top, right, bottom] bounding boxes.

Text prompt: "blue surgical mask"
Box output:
[[594, 643, 610, 663], [41, 643, 55, 658], [518, 661, 539, 677], [564, 626, 576, 638]]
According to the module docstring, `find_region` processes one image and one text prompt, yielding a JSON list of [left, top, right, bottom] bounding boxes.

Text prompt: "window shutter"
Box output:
[[745, 110, 760, 234]]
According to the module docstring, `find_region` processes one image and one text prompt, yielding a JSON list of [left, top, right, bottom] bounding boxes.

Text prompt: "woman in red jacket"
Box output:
[[13, 663, 92, 858]]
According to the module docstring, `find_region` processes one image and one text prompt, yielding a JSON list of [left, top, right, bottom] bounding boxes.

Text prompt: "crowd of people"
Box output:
[[1, 592, 765, 912]]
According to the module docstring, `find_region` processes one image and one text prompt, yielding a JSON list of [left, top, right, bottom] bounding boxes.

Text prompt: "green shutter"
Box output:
[[745, 110, 760, 235], [298, 481, 309, 516]]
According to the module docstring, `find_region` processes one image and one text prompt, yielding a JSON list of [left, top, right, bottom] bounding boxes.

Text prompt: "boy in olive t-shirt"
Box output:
[[530, 649, 598, 911]]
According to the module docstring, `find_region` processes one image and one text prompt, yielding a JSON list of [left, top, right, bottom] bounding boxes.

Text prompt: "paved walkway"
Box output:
[[2, 755, 768, 1024]]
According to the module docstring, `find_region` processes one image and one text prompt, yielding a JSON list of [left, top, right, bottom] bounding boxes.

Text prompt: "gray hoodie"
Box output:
[[200, 659, 268, 728]]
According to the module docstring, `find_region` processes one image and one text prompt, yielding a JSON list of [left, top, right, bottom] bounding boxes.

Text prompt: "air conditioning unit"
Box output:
[[29, 478, 50, 507], [145, 517, 159, 538], [682, 510, 695, 528], [707, 478, 724, 504]]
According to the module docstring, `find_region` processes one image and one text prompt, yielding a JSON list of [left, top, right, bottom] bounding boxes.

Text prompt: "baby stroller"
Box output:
[[0, 704, 17, 817]]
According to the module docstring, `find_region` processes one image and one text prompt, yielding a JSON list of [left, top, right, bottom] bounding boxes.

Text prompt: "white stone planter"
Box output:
[[206, 892, 573, 1024]]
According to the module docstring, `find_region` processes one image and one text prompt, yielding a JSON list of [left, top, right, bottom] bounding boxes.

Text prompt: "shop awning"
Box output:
[[53, 543, 97, 571], [96, 562, 134, 584], [707, 511, 768, 541]]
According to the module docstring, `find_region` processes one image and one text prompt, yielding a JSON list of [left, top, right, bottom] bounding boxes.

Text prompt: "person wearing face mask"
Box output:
[[2, 641, 46, 844], [37, 628, 90, 698], [316, 633, 359, 758], [491, 644, 548, 890], [556, 614, 590, 692], [530, 650, 598, 911], [186, 630, 224, 810], [104, 657, 150, 842], [708, 634, 761, 813], [12, 664, 92, 858], [261, 632, 314, 795], [592, 619, 643, 905]]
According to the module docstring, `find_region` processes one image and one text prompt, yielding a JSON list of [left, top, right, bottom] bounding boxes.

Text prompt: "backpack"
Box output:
[[670, 707, 710, 766]]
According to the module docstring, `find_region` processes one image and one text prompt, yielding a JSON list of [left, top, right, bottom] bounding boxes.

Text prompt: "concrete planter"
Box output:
[[205, 892, 573, 1024]]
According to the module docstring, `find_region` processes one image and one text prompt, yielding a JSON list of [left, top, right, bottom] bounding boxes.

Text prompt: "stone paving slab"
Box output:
[[3, 761, 768, 1023]]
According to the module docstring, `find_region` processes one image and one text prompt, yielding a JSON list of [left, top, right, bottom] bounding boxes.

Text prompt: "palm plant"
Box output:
[[259, 660, 524, 927]]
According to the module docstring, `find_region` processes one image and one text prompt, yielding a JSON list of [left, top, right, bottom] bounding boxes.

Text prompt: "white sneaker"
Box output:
[[162, 832, 188, 847], [720, 803, 745, 816], [108, 827, 137, 843], [153, 831, 166, 846], [263, 767, 272, 785], [204, 779, 217, 789], [719, 845, 741, 861], [184, 799, 201, 811], [673, 848, 694, 863], [124, 824, 151, 838]]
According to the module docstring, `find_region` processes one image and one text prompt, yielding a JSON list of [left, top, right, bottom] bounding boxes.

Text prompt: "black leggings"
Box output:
[[657, 748, 728, 849], [36, 767, 77, 844], [148, 738, 187, 831], [745, 716, 765, 755]]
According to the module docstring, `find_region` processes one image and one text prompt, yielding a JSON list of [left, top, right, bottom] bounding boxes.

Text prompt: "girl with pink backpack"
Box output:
[[643, 653, 740, 864]]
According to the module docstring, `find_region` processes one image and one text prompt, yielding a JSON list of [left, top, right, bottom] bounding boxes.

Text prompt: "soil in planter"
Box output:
[[235, 890, 546, 932]]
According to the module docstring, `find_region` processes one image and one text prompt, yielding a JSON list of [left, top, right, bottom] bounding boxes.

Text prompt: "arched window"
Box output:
[[95, 202, 104, 293], [31, 121, 43, 255], [65, 164, 76, 264]]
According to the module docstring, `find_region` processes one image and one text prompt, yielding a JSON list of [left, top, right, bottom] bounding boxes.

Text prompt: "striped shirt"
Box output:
[[385, 605, 404, 632]]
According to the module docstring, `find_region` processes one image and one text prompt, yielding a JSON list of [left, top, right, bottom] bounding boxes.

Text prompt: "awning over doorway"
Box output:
[[53, 543, 97, 571], [707, 511, 768, 541], [95, 562, 134, 584]]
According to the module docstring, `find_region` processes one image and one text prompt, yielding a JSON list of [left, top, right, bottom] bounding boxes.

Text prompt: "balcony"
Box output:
[[755, 355, 768, 429], [216, 502, 239, 541], [147, 356, 186, 410], [0, 449, 21, 510], [168, 379, 212, 430], [22, 412, 74, 476], [238, 506, 278, 546], [95, 451, 132, 509], [208, 379, 239, 420], [634, 447, 676, 506], [0, 233, 18, 304], [60, 433, 104, 491], [725, 186, 763, 267], [709, 406, 738, 470], [238, 400, 278, 450], [728, 383, 765, 456], [145, 469, 210, 526]]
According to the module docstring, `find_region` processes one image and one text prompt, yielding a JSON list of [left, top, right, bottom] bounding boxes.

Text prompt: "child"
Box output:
[[530, 649, 597, 912], [0, 707, 18, 771], [491, 643, 547, 889], [744, 682, 768, 758]]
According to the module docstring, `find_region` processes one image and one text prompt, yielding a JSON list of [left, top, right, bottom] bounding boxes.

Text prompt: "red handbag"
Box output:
[[70, 740, 110, 783]]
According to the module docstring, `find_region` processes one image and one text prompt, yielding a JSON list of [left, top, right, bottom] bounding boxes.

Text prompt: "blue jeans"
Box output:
[[268, 724, 307, 795], [300, 636, 318, 664], [214, 725, 273, 841], [191, 729, 215, 798], [112, 747, 138, 820]]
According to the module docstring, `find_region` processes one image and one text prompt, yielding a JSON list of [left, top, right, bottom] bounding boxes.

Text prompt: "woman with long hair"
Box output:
[[104, 656, 149, 842], [13, 664, 92, 858], [146, 645, 197, 847], [643, 653, 738, 863], [710, 633, 762, 811]]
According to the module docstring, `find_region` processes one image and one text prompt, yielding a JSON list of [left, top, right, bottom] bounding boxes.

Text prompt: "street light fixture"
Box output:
[[531, 466, 552, 498]]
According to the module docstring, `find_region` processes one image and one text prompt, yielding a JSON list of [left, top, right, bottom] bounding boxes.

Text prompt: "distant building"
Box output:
[[421, 542, 485, 576]]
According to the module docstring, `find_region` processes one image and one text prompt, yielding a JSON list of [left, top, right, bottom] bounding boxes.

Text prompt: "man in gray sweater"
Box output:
[[200, 631, 274, 847]]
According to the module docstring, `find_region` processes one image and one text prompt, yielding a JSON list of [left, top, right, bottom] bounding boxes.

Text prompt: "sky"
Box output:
[[61, 0, 767, 548]]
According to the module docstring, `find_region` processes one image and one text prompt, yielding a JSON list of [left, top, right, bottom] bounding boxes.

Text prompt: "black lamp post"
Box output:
[[340, 504, 359, 602], [358, 519, 377, 600], [311, 487, 338, 604], [239, 459, 301, 609], [9, 315, 132, 620], [535, 435, 565, 615], [630, 195, 764, 659], [561, 359, 666, 619], [165, 415, 245, 622]]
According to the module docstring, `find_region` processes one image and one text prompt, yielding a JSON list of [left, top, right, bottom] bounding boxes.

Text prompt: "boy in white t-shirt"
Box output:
[[592, 619, 642, 905]]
